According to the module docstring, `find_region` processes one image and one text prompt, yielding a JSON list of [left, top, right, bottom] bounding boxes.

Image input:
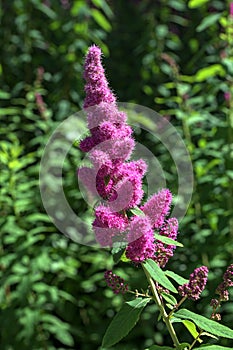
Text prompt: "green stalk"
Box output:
[[142, 264, 180, 349], [189, 330, 204, 350], [168, 296, 187, 318]]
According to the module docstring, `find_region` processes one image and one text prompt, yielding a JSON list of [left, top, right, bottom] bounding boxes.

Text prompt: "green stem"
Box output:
[[142, 264, 180, 349], [128, 290, 151, 298], [189, 329, 204, 350], [168, 296, 187, 317]]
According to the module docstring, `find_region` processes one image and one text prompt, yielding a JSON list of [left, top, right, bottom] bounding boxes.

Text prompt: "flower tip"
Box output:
[[87, 44, 102, 56]]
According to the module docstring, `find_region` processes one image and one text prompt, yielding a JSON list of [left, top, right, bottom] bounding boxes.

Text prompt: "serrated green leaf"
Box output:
[[143, 259, 177, 293], [175, 309, 233, 339], [154, 233, 183, 247], [165, 271, 189, 285], [102, 297, 150, 348], [182, 320, 202, 342]]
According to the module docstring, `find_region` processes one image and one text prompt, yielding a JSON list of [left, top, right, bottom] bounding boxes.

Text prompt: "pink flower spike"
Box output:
[[230, 2, 233, 17], [100, 138, 135, 162], [127, 216, 152, 242], [104, 270, 128, 294], [89, 150, 112, 171], [224, 92, 231, 102], [141, 189, 172, 228], [108, 178, 135, 212], [93, 205, 128, 247], [78, 166, 98, 198], [112, 160, 147, 209], [223, 264, 233, 287], [83, 45, 116, 108], [162, 217, 178, 241], [178, 266, 208, 300], [126, 216, 155, 263]]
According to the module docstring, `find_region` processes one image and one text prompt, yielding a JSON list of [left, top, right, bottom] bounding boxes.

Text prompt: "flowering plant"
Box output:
[[78, 45, 233, 350]]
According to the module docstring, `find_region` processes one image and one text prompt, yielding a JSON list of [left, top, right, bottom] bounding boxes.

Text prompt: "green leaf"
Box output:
[[164, 270, 189, 285], [196, 346, 233, 349], [42, 314, 74, 346], [91, 9, 111, 32], [0, 90, 10, 99], [112, 243, 127, 264], [182, 320, 202, 342], [168, 0, 186, 11], [188, 0, 209, 8], [120, 250, 131, 262], [226, 170, 233, 180], [143, 259, 177, 293], [92, 0, 113, 17], [26, 213, 51, 223], [161, 292, 177, 306], [149, 344, 189, 350], [55, 329, 74, 347], [146, 346, 174, 350], [175, 309, 233, 339], [0, 107, 20, 116], [197, 13, 221, 32], [186, 113, 204, 126], [195, 64, 225, 82], [31, 0, 57, 19], [154, 233, 183, 247], [102, 297, 150, 348], [178, 344, 191, 350], [130, 206, 145, 216]]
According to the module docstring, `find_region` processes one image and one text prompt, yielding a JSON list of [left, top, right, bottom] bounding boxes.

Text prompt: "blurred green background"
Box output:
[[0, 0, 233, 349]]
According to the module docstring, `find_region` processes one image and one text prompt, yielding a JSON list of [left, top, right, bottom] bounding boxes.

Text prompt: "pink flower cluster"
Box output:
[[210, 264, 233, 320], [215, 264, 233, 302], [178, 266, 208, 300], [79, 45, 179, 264], [230, 2, 233, 17]]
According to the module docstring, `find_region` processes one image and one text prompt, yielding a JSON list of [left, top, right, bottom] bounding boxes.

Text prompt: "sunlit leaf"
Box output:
[[175, 309, 233, 339], [143, 259, 177, 293]]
